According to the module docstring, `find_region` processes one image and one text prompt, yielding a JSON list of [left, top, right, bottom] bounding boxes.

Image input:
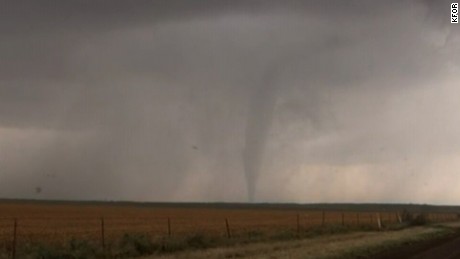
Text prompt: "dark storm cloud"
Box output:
[[0, 1, 459, 202]]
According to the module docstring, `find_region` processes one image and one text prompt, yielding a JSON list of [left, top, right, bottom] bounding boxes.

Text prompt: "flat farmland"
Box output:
[[0, 201, 458, 258]]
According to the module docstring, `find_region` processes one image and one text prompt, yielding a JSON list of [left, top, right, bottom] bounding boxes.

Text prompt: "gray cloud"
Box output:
[[0, 1, 459, 203]]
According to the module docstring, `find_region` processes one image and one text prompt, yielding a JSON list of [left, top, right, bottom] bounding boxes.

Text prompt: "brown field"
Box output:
[[0, 201, 457, 256]]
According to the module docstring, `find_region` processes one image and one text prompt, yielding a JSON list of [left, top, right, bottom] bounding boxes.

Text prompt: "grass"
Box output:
[[325, 225, 455, 259], [151, 224, 458, 259], [2, 223, 457, 258], [7, 223, 394, 258], [0, 201, 458, 258]]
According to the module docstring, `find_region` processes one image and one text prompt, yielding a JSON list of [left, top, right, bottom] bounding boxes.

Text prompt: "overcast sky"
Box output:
[[0, 1, 459, 204]]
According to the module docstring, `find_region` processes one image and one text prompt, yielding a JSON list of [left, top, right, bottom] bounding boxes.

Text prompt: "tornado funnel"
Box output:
[[243, 68, 278, 202]]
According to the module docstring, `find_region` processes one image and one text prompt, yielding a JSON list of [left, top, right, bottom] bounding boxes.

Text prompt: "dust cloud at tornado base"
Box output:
[[0, 1, 459, 203]]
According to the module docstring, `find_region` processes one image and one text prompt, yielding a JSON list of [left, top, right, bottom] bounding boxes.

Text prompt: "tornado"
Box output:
[[244, 68, 279, 202]]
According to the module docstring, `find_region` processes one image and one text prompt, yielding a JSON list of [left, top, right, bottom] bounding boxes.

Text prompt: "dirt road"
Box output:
[[409, 236, 460, 259], [145, 226, 449, 259], [374, 222, 460, 259], [141, 222, 460, 259]]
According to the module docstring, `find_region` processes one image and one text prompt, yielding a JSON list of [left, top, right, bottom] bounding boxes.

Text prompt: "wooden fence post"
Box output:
[[168, 217, 171, 237], [12, 218, 17, 259], [322, 211, 325, 226], [225, 218, 231, 238], [377, 213, 382, 230], [100, 217, 105, 254], [304, 213, 308, 228], [296, 214, 300, 235]]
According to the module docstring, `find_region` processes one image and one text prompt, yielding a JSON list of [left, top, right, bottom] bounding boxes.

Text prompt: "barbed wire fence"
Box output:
[[0, 211, 457, 259]]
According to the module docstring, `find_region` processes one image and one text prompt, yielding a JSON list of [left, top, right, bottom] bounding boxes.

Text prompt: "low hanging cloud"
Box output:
[[0, 0, 459, 203]]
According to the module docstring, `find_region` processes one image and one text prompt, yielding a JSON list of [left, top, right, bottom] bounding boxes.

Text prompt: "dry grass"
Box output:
[[0, 201, 457, 257], [149, 226, 448, 259]]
